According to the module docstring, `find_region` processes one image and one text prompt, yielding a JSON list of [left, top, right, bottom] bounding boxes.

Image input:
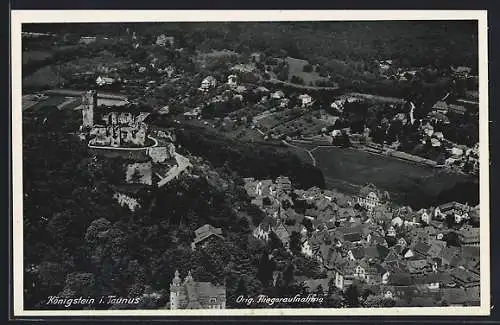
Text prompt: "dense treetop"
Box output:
[[24, 21, 478, 70]]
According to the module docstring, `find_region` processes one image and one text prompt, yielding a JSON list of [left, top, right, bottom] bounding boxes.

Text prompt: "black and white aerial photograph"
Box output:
[[12, 10, 489, 316]]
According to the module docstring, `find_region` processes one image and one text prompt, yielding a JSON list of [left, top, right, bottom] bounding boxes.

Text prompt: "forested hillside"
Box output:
[[24, 20, 478, 70], [23, 106, 323, 309]]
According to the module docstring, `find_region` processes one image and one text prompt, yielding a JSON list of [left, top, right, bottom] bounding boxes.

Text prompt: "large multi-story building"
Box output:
[[357, 191, 381, 212], [191, 224, 224, 251], [169, 270, 226, 309]]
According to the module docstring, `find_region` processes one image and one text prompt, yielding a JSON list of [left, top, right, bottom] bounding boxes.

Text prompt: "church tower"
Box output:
[[184, 270, 196, 300], [169, 270, 182, 310], [82, 89, 98, 128], [184, 270, 202, 309]]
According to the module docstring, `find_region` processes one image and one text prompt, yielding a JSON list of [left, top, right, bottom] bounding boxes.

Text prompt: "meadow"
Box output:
[[286, 57, 328, 86], [26, 95, 68, 112], [22, 50, 53, 65], [311, 146, 478, 208], [22, 66, 66, 90]]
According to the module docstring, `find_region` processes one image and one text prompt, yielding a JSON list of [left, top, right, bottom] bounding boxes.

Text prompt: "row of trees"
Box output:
[[24, 21, 478, 70]]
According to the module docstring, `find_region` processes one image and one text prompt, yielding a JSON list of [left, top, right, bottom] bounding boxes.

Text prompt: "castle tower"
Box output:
[[169, 270, 182, 310], [82, 89, 98, 128]]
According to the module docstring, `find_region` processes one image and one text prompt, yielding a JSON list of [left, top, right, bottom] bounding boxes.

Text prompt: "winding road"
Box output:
[[156, 153, 192, 188]]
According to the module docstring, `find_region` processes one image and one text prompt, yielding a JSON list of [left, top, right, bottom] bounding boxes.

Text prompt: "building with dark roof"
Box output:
[[450, 268, 480, 288], [413, 242, 432, 256], [191, 224, 224, 251], [349, 247, 364, 260], [406, 259, 429, 275], [273, 222, 291, 249], [357, 184, 382, 211], [275, 176, 292, 193], [438, 201, 471, 217], [169, 270, 226, 309], [343, 232, 363, 243], [441, 287, 468, 306], [465, 286, 480, 306], [458, 227, 480, 246], [439, 246, 462, 266], [384, 249, 401, 263]]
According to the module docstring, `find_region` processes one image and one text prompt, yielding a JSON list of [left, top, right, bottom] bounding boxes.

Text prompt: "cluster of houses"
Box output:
[[168, 128, 476, 306], [369, 62, 479, 174], [376, 59, 477, 85], [259, 89, 313, 109], [69, 32, 180, 95], [197, 69, 314, 110], [242, 177, 480, 307], [443, 142, 479, 174], [420, 121, 445, 149], [194, 62, 479, 176], [421, 95, 480, 174], [156, 34, 175, 47], [188, 55, 479, 179], [375, 59, 420, 82], [326, 90, 479, 175], [330, 96, 364, 114], [62, 31, 483, 308], [431, 99, 469, 117], [96, 75, 119, 87]]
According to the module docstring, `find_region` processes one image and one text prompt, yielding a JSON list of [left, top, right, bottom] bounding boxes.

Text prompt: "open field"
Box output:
[[311, 146, 478, 208], [43, 89, 128, 100], [23, 50, 130, 91], [274, 116, 330, 137], [197, 49, 239, 59], [254, 113, 282, 131], [286, 57, 328, 86], [23, 66, 66, 90], [60, 51, 131, 74], [256, 109, 305, 131], [22, 96, 40, 111], [344, 92, 406, 104], [36, 89, 129, 110], [266, 78, 340, 91], [195, 50, 240, 68], [26, 96, 69, 112], [22, 51, 53, 65]]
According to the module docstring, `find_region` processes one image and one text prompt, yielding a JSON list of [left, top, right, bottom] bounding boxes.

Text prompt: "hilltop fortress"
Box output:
[[80, 90, 152, 148], [78, 89, 192, 212]]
